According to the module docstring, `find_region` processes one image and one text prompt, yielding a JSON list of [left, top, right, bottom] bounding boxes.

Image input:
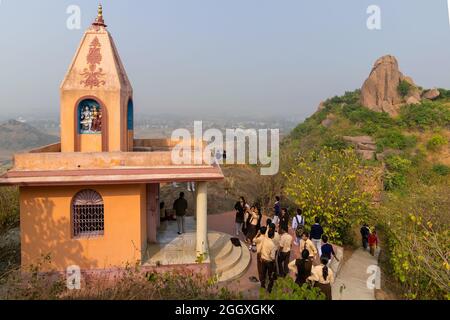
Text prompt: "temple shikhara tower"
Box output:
[[61, 5, 134, 153], [0, 6, 224, 274]]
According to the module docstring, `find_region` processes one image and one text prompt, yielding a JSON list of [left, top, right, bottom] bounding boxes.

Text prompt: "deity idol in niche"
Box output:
[[96, 108, 103, 132], [79, 103, 102, 133], [91, 106, 101, 132], [80, 106, 93, 132]]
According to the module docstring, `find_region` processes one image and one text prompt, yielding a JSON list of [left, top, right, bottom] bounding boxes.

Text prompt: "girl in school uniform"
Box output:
[[308, 257, 335, 300], [288, 249, 313, 287]]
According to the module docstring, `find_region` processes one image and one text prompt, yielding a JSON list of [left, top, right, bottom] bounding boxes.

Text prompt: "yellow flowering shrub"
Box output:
[[378, 184, 450, 300], [284, 147, 370, 244]]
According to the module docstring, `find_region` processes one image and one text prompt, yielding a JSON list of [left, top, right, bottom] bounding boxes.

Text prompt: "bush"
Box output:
[[322, 135, 348, 150], [1, 262, 242, 300], [398, 80, 412, 97], [437, 88, 450, 100], [291, 116, 320, 139], [0, 187, 19, 232], [427, 134, 448, 152], [260, 277, 325, 300], [376, 129, 417, 152], [284, 148, 370, 244], [327, 90, 361, 106], [399, 101, 450, 130], [432, 164, 450, 176], [342, 104, 395, 129], [384, 156, 412, 191], [385, 155, 412, 173], [384, 172, 407, 191]]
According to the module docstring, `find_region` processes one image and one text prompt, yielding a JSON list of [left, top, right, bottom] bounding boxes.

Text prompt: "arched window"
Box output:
[[127, 99, 134, 131], [78, 99, 102, 134], [72, 189, 104, 237]]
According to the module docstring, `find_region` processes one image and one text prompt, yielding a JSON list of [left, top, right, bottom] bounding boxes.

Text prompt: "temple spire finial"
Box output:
[[98, 4, 103, 16], [93, 3, 107, 27]]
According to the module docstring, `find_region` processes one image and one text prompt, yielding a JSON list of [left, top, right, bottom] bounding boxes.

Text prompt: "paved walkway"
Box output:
[[332, 247, 380, 300]]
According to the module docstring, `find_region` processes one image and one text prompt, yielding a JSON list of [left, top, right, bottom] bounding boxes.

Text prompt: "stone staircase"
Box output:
[[208, 232, 251, 283]]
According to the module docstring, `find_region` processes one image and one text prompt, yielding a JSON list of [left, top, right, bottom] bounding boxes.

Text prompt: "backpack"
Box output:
[[295, 215, 305, 238]]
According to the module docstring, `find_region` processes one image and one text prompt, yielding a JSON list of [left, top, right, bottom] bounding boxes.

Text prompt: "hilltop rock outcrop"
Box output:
[[360, 55, 421, 116]]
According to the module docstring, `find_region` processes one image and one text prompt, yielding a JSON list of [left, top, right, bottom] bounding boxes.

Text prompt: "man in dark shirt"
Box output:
[[273, 196, 281, 225], [310, 217, 324, 258], [360, 224, 370, 250], [173, 192, 188, 235]]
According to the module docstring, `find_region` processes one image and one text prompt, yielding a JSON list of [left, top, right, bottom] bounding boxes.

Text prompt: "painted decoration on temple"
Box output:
[[78, 99, 102, 134], [80, 37, 106, 88]]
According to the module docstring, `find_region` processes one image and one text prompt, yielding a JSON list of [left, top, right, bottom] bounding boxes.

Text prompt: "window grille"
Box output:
[[72, 190, 104, 237]]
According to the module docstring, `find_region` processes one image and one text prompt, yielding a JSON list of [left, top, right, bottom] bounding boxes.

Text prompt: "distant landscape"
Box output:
[[0, 120, 59, 166], [0, 114, 297, 166]]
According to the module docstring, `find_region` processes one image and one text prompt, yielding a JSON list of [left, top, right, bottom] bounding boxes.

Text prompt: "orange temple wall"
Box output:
[[19, 184, 152, 272]]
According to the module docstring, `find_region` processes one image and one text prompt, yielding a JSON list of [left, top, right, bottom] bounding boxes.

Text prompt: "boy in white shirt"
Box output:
[[277, 227, 293, 277], [260, 229, 277, 292]]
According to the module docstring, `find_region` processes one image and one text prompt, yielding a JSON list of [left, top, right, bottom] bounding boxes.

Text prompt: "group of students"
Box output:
[[234, 196, 340, 300], [234, 196, 263, 246]]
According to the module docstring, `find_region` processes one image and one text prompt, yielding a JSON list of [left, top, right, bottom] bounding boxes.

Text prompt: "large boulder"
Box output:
[[343, 136, 375, 145], [406, 96, 421, 105], [321, 114, 336, 128], [423, 89, 440, 100], [360, 55, 420, 116], [404, 77, 423, 103], [343, 136, 377, 160]]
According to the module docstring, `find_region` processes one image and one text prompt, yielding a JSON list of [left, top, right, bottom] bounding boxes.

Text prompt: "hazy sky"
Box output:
[[1, 0, 450, 121]]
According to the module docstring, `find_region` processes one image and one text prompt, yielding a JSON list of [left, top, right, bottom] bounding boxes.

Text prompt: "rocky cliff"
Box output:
[[360, 55, 421, 116]]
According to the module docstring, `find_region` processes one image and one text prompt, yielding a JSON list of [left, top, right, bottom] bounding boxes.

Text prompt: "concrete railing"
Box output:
[[12, 150, 219, 171], [11, 139, 214, 171], [13, 151, 176, 171]]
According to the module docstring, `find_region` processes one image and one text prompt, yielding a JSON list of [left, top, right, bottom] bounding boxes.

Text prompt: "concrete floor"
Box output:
[[143, 217, 201, 266], [143, 215, 235, 266], [142, 212, 253, 270]]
